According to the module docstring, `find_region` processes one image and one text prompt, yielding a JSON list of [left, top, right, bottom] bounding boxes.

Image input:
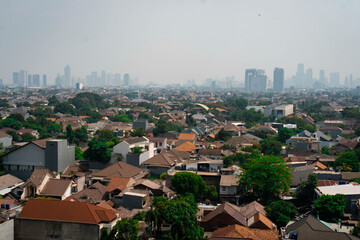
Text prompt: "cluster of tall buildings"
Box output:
[[13, 65, 134, 88], [204, 76, 237, 89], [245, 68, 284, 92], [13, 70, 47, 87]]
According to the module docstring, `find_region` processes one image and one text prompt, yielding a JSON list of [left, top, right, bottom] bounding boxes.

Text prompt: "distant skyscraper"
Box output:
[[63, 65, 71, 87], [295, 64, 306, 88], [55, 74, 62, 87], [27, 74, 33, 87], [319, 70, 326, 85], [107, 73, 114, 86], [245, 69, 267, 92], [43, 74, 47, 87], [306, 68, 313, 88], [114, 73, 121, 86], [13, 72, 19, 86], [273, 68, 284, 91], [344, 76, 349, 88], [123, 73, 130, 86], [33, 74, 40, 87], [329, 72, 340, 88], [19, 70, 27, 87]]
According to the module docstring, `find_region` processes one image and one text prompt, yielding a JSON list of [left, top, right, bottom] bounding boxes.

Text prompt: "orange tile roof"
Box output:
[[174, 141, 196, 152], [106, 177, 131, 192], [212, 224, 278, 240], [313, 161, 327, 170], [18, 199, 117, 224], [178, 133, 196, 141]]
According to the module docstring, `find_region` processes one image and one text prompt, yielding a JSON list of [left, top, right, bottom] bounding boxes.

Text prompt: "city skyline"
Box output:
[[1, 0, 360, 85]]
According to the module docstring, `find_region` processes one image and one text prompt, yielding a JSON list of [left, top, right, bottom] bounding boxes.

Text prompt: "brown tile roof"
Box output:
[[0, 174, 23, 190], [133, 179, 162, 190], [317, 180, 337, 187], [91, 161, 147, 179], [211, 224, 278, 240], [174, 141, 196, 152], [248, 212, 275, 230], [32, 138, 52, 149], [29, 168, 54, 186], [106, 177, 132, 192], [220, 175, 239, 187], [72, 182, 107, 203], [342, 172, 360, 181], [18, 199, 117, 224], [141, 152, 176, 168], [166, 149, 191, 159], [198, 148, 222, 156], [178, 133, 196, 141], [202, 202, 247, 226], [0, 198, 15, 206], [39, 179, 72, 197], [124, 137, 148, 145], [238, 201, 266, 219]]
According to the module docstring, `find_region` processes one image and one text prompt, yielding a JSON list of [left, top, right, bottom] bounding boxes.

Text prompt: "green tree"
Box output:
[[204, 185, 218, 201], [130, 127, 146, 137], [103, 218, 139, 240], [75, 146, 84, 160], [321, 146, 331, 155], [8, 113, 25, 123], [2, 118, 23, 130], [278, 127, 294, 143], [96, 129, 116, 142], [239, 155, 292, 204], [0, 99, 9, 108], [48, 95, 60, 106], [66, 125, 75, 144], [171, 172, 206, 199], [110, 114, 131, 123], [83, 138, 111, 163], [215, 129, 232, 141], [6, 130, 21, 142], [260, 138, 282, 155], [74, 126, 88, 143], [295, 174, 317, 205], [21, 133, 36, 142], [54, 102, 76, 115], [314, 194, 346, 222], [334, 151, 359, 172], [265, 200, 298, 228]]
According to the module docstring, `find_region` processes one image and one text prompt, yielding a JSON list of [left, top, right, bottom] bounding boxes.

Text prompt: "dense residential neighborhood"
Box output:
[[0, 87, 359, 239]]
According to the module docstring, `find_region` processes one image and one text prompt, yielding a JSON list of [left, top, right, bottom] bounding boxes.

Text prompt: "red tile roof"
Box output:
[[18, 199, 117, 224], [106, 177, 131, 192]]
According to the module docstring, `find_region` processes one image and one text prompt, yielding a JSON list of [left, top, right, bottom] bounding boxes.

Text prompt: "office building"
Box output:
[[32, 74, 40, 87], [319, 70, 327, 86], [306, 68, 313, 88], [43, 74, 47, 87], [123, 73, 130, 86], [76, 82, 84, 90], [55, 74, 62, 87], [273, 68, 284, 91], [245, 69, 267, 92], [27, 74, 33, 87], [19, 70, 27, 87], [13, 72, 20, 86], [63, 65, 71, 87], [114, 73, 121, 86]]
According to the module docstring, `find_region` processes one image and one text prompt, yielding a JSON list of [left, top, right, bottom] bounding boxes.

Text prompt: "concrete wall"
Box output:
[[2, 143, 45, 180], [15, 218, 100, 240], [122, 194, 145, 210], [45, 139, 75, 173], [0, 219, 14, 240]]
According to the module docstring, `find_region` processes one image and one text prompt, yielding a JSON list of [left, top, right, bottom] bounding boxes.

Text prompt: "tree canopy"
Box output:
[[265, 200, 298, 228], [295, 173, 317, 205], [83, 138, 111, 163], [334, 151, 359, 172], [239, 155, 292, 204], [314, 194, 346, 222]]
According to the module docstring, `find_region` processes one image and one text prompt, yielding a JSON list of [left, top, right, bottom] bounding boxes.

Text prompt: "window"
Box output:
[[221, 187, 227, 192], [17, 165, 19, 171], [159, 142, 162, 147]]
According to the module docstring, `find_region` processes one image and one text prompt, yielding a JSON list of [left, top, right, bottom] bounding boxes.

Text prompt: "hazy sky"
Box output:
[[1, 0, 359, 85]]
